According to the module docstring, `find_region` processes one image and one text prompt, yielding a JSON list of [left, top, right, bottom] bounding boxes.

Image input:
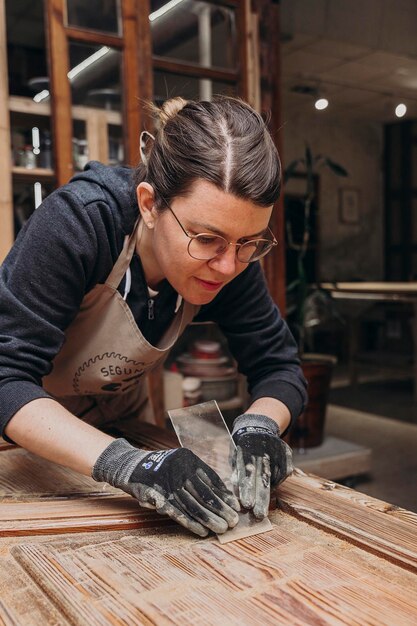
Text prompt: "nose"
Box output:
[[208, 244, 240, 277]]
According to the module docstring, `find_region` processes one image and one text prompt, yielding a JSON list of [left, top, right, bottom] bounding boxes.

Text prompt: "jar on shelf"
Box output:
[[73, 138, 89, 171], [182, 377, 202, 407], [23, 145, 37, 169]]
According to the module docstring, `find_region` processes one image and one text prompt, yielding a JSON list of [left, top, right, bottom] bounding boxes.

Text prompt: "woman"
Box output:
[[0, 96, 307, 537]]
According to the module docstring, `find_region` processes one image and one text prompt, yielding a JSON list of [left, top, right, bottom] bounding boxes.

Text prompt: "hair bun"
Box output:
[[159, 96, 188, 127]]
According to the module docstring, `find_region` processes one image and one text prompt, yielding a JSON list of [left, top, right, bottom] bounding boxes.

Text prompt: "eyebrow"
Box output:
[[188, 221, 268, 239]]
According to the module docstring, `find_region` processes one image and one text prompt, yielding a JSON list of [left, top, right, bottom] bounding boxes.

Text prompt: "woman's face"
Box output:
[[137, 179, 273, 305]]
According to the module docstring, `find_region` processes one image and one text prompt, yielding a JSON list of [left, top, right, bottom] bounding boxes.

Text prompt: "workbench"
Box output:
[[0, 424, 416, 625], [320, 282, 417, 396]]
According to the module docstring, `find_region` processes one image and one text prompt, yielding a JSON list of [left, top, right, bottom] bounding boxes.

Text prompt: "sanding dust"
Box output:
[[217, 513, 272, 544]]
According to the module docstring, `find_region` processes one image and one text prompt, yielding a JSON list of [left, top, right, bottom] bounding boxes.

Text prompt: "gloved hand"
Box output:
[[231, 414, 294, 519], [92, 438, 240, 537]]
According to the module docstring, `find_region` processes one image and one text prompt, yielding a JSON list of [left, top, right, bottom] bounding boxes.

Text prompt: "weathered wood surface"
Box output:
[[1, 421, 417, 624], [1, 515, 416, 626], [0, 448, 118, 499], [0, 496, 174, 536], [279, 470, 417, 573], [0, 422, 275, 537]]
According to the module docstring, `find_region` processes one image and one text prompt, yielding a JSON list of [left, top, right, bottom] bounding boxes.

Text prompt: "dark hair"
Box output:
[[135, 96, 281, 209]]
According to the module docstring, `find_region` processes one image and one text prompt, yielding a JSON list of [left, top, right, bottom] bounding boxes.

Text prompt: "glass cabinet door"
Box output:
[[65, 0, 122, 35], [150, 1, 237, 70], [6, 0, 55, 231], [150, 1, 239, 103]]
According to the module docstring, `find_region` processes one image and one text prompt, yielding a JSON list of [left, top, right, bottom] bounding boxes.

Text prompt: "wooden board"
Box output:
[[1, 423, 417, 623], [1, 514, 416, 626], [0, 448, 118, 499], [0, 496, 174, 536], [279, 470, 417, 573], [0, 421, 275, 536]]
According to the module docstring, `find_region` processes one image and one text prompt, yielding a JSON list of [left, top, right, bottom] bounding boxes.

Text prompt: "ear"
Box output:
[[136, 182, 157, 228]]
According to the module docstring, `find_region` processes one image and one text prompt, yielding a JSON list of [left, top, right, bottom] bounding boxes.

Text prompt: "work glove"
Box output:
[[92, 438, 240, 537], [231, 414, 294, 520]]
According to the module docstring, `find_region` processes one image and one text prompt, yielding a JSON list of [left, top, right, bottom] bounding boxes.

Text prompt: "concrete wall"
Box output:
[[282, 111, 384, 281]]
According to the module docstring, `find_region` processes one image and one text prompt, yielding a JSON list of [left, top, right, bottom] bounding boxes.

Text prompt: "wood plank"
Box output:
[[0, 437, 16, 451], [121, 0, 142, 166], [9, 95, 51, 116], [279, 470, 417, 572], [136, 0, 153, 132], [0, 448, 118, 498], [0, 496, 174, 536], [255, 0, 286, 313], [153, 56, 238, 82], [0, 422, 278, 536], [9, 96, 122, 124], [236, 0, 249, 101], [8, 515, 417, 626], [0, 0, 14, 262], [45, 0, 73, 185], [85, 110, 109, 163], [12, 166, 55, 181], [63, 27, 123, 48]]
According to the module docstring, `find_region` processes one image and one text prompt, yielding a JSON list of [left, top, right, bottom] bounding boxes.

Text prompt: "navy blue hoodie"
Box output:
[[0, 162, 307, 437]]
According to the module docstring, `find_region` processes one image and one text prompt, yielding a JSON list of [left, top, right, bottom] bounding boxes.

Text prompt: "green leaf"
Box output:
[[287, 278, 301, 293], [283, 159, 304, 184], [325, 158, 348, 177]]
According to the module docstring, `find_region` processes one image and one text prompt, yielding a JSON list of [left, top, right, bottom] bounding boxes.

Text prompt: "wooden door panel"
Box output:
[[8, 516, 417, 626]]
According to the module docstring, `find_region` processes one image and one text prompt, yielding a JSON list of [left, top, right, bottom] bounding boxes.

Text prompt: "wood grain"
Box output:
[[279, 470, 417, 572], [11, 520, 417, 626], [0, 422, 277, 536], [0, 448, 118, 499], [0, 496, 174, 536]]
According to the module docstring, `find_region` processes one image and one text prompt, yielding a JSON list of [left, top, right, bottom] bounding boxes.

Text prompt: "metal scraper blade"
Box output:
[[168, 400, 273, 542]]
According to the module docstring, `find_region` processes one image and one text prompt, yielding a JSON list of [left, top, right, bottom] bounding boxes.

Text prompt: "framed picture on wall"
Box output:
[[339, 188, 360, 224]]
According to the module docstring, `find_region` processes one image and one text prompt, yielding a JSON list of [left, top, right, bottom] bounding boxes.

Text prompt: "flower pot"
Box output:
[[287, 353, 336, 449]]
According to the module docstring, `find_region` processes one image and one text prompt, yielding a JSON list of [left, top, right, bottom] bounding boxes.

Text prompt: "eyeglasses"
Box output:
[[162, 202, 277, 264]]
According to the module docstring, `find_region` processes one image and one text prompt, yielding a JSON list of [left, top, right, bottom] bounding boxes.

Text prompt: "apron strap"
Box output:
[[105, 219, 141, 289]]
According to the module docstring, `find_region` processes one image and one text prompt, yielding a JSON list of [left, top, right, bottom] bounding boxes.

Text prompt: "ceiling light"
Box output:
[[395, 103, 407, 118], [315, 98, 329, 111], [149, 0, 186, 22]]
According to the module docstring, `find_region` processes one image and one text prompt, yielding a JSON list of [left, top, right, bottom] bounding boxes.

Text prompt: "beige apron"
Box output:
[[43, 219, 199, 429]]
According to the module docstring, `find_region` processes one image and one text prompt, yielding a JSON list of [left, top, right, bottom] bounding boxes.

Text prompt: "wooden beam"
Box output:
[[45, 0, 73, 185], [153, 56, 238, 83], [236, 0, 249, 101], [63, 27, 123, 48], [245, 0, 261, 112], [85, 111, 108, 163], [0, 0, 14, 262], [121, 0, 141, 166], [255, 0, 286, 314], [279, 470, 417, 573], [137, 0, 153, 132]]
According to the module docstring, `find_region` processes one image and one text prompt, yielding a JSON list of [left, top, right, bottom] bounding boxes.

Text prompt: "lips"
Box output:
[[194, 277, 224, 291]]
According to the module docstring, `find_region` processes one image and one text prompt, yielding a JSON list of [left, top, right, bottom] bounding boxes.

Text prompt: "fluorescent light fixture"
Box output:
[[149, 0, 185, 22], [395, 103, 407, 118], [34, 183, 42, 209], [32, 127, 40, 155], [315, 98, 329, 111], [67, 46, 111, 81], [33, 89, 50, 103]]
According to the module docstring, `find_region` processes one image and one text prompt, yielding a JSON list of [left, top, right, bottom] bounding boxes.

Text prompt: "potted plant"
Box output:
[[283, 144, 348, 448]]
